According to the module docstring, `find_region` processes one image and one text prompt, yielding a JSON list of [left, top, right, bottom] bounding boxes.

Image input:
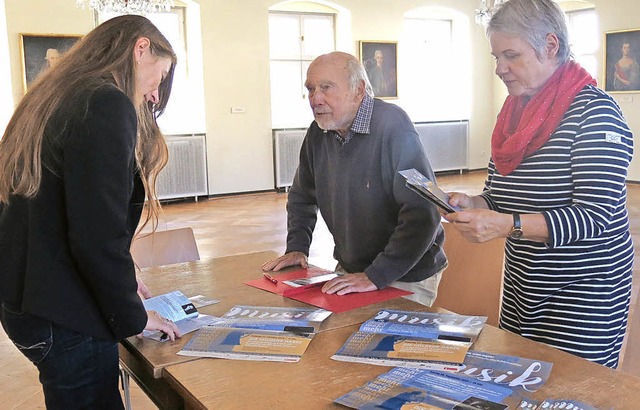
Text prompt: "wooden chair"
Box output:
[[432, 221, 505, 326], [619, 286, 640, 376], [130, 227, 200, 269], [122, 227, 200, 409]]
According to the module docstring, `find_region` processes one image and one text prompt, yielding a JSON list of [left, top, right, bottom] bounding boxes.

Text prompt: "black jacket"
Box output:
[[0, 84, 147, 341]]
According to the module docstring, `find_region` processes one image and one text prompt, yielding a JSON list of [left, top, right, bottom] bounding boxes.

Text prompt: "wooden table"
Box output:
[[119, 251, 433, 408], [123, 251, 640, 409], [162, 322, 640, 409]]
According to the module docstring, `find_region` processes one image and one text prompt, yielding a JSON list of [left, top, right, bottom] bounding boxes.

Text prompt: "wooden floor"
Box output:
[[1, 170, 638, 409]]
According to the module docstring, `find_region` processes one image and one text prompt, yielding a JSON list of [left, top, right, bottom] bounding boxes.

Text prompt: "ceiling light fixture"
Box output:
[[75, 0, 174, 15]]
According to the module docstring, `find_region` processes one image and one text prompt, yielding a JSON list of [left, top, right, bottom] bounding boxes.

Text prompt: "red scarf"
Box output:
[[491, 61, 596, 176]]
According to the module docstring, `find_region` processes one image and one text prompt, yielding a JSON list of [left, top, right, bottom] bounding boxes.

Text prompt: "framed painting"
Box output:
[[604, 28, 640, 93], [359, 41, 398, 99], [20, 34, 82, 92]]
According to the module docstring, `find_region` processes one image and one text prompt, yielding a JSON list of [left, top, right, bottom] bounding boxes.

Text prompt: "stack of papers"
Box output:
[[399, 168, 460, 214], [332, 310, 487, 371], [178, 305, 331, 362], [336, 350, 553, 409]]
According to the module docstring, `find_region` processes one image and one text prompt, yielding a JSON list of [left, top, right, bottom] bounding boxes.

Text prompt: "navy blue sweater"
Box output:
[[286, 98, 447, 289]]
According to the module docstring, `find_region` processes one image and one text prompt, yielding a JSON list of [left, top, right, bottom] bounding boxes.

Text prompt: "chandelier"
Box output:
[[75, 0, 174, 14], [475, 0, 505, 26]]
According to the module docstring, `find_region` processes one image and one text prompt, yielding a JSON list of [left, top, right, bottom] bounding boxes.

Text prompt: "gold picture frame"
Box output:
[[604, 28, 640, 93], [359, 40, 398, 99], [20, 33, 82, 92]]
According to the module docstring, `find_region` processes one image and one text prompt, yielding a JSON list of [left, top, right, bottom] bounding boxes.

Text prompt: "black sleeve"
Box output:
[[63, 86, 147, 339]]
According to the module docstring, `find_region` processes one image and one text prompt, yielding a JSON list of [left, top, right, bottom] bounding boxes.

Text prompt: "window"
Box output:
[[268, 12, 335, 129], [98, 6, 206, 134], [399, 15, 470, 121], [0, 0, 13, 135], [566, 8, 598, 78]]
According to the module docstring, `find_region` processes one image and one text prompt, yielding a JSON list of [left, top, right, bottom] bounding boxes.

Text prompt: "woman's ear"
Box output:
[[545, 33, 560, 58], [133, 37, 151, 63]]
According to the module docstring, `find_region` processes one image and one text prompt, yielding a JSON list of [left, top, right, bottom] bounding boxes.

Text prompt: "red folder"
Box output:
[[245, 268, 412, 313]]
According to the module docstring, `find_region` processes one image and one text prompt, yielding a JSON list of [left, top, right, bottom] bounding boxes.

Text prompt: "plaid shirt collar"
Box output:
[[329, 93, 374, 144]]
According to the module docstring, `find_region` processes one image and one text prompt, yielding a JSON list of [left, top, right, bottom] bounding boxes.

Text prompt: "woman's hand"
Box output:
[[136, 276, 152, 300], [447, 192, 476, 210], [443, 209, 512, 243], [143, 310, 182, 341]]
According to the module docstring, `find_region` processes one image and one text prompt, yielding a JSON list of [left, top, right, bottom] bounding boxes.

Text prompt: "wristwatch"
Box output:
[[508, 213, 523, 239]]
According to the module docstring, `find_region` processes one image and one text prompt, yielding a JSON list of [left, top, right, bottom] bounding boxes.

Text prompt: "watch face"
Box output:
[[509, 228, 523, 239]]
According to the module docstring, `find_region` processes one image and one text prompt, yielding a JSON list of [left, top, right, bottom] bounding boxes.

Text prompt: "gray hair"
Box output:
[[487, 0, 571, 64], [347, 57, 374, 97]]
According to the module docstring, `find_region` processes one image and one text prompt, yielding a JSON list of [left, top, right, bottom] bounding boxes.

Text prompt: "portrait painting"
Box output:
[[20, 34, 81, 92], [359, 41, 398, 99], [604, 29, 640, 93]]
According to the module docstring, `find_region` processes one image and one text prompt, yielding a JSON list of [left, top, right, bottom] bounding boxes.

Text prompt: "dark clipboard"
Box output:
[[399, 169, 461, 214]]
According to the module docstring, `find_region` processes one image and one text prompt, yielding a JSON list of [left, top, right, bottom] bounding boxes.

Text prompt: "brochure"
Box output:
[[282, 272, 343, 289], [211, 305, 332, 333], [399, 168, 461, 214], [460, 351, 553, 394], [335, 351, 554, 409], [141, 290, 219, 342], [331, 310, 487, 370], [334, 366, 512, 410], [177, 305, 331, 362], [530, 400, 601, 410], [518, 398, 542, 409]]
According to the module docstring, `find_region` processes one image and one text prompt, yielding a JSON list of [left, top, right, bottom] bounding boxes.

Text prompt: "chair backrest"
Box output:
[[130, 227, 200, 268], [620, 287, 640, 376], [432, 221, 505, 326]]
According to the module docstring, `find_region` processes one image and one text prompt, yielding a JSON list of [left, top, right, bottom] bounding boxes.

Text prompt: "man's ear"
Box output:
[[355, 79, 366, 99], [133, 37, 151, 62]]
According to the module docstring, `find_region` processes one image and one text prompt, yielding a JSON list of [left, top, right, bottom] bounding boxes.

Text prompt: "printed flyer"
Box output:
[[177, 305, 331, 362], [142, 290, 219, 342], [332, 310, 487, 370], [335, 367, 512, 409]]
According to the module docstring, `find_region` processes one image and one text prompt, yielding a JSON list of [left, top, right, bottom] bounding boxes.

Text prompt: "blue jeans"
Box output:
[[1, 302, 124, 410]]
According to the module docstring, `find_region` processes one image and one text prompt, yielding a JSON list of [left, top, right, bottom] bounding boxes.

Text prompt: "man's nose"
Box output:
[[309, 91, 323, 106]]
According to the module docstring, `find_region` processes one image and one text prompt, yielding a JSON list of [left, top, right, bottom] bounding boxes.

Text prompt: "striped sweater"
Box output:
[[480, 84, 634, 368]]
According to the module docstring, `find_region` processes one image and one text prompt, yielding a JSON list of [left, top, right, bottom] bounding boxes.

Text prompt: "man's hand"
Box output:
[[321, 272, 378, 295], [261, 251, 308, 272]]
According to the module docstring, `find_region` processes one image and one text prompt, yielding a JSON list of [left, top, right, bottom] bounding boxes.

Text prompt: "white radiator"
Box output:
[[157, 134, 208, 200], [273, 128, 307, 189], [414, 120, 469, 172]]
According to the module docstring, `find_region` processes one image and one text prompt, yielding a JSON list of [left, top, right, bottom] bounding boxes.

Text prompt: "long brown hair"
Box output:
[[0, 15, 177, 233]]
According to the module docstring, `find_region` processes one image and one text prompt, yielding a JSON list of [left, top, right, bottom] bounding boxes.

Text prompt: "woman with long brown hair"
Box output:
[[0, 15, 181, 408]]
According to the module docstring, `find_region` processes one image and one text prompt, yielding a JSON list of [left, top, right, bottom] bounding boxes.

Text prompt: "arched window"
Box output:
[[98, 2, 206, 134], [399, 8, 471, 122], [566, 7, 598, 78], [0, 0, 13, 135], [268, 11, 335, 129]]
